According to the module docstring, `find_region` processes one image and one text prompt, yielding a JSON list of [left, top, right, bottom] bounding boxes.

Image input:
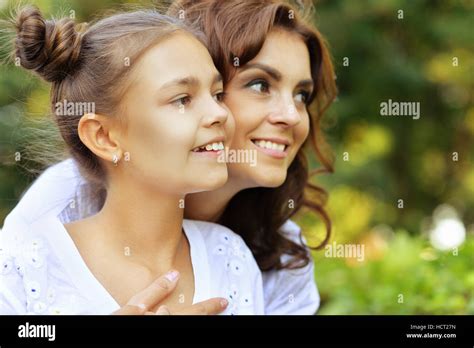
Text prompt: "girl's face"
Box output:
[[223, 29, 312, 188], [118, 32, 233, 195]]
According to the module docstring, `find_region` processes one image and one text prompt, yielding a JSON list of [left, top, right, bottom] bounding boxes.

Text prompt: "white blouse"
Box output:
[[1, 159, 319, 315], [0, 216, 264, 315]]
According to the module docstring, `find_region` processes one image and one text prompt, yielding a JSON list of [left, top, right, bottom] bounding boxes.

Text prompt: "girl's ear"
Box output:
[[77, 113, 123, 164]]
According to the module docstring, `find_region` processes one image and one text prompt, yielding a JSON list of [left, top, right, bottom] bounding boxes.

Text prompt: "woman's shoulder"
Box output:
[[4, 159, 84, 226], [262, 219, 320, 315], [279, 219, 304, 243]]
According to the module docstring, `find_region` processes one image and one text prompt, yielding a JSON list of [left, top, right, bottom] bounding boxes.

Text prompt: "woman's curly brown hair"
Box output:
[[168, 0, 338, 271]]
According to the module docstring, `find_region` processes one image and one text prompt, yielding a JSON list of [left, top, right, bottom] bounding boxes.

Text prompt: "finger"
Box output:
[[113, 304, 147, 315], [127, 270, 180, 311], [175, 298, 228, 315], [155, 305, 171, 315]]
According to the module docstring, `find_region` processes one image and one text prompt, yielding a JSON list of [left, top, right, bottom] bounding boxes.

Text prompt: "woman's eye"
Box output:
[[213, 91, 226, 103], [173, 96, 191, 107], [295, 91, 310, 104], [247, 79, 270, 94]]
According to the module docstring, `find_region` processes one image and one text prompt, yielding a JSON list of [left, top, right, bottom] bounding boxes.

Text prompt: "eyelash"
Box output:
[[173, 96, 191, 107], [214, 91, 226, 103], [172, 91, 226, 108], [246, 79, 270, 94], [246, 79, 311, 105], [296, 91, 310, 104]]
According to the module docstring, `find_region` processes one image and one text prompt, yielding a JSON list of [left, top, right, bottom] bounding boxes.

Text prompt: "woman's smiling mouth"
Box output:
[[251, 138, 290, 159]]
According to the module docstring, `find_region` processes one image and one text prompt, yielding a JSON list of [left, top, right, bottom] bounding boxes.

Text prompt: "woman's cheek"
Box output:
[[298, 113, 311, 144]]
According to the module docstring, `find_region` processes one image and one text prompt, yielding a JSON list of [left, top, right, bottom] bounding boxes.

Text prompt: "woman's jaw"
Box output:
[[184, 29, 313, 221]]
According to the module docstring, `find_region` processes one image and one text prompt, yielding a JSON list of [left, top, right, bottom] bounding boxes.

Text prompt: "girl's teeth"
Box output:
[[254, 140, 286, 152], [195, 142, 224, 152]]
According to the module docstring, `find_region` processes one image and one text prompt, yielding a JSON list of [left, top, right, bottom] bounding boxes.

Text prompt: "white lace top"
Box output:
[[0, 216, 264, 315], [1, 159, 319, 315]]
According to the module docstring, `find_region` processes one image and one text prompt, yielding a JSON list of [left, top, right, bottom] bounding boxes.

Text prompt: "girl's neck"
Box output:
[[89, 178, 186, 270], [184, 175, 251, 222]]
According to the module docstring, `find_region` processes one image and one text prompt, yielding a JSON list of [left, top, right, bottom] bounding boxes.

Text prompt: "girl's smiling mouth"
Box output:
[[191, 137, 225, 157]]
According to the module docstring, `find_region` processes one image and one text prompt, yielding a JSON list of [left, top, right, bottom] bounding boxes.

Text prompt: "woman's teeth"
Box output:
[[192, 141, 225, 152], [253, 140, 286, 152]]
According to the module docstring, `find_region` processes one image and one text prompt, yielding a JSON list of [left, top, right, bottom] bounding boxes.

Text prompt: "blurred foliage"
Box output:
[[295, 0, 474, 314], [312, 231, 474, 314], [0, 0, 472, 314]]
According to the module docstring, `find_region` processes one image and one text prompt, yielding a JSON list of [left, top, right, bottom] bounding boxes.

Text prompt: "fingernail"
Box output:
[[164, 270, 180, 282], [156, 305, 169, 315], [220, 299, 228, 308]]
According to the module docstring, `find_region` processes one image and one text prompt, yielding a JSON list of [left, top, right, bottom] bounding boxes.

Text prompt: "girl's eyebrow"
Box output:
[[159, 73, 223, 91], [160, 76, 200, 90]]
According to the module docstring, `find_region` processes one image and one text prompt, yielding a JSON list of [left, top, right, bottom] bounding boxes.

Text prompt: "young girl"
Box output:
[[2, 0, 337, 315], [0, 6, 264, 315]]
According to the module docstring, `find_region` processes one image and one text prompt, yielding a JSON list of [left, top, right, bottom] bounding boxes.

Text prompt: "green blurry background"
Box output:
[[0, 0, 473, 314]]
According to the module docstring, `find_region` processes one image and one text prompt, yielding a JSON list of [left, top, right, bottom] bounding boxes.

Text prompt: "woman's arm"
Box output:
[[2, 159, 86, 227]]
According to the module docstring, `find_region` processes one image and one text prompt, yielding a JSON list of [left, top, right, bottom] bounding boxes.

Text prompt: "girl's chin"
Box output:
[[189, 172, 228, 193]]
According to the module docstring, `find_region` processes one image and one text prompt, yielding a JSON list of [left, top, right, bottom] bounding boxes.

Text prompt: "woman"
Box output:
[[2, 0, 337, 315], [0, 6, 265, 315]]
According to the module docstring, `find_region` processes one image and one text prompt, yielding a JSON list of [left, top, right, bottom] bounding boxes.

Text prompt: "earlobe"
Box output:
[[78, 113, 123, 164]]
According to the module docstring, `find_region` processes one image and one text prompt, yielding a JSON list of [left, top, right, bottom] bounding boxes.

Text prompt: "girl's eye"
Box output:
[[173, 96, 191, 107], [246, 79, 270, 94], [295, 91, 310, 104], [213, 91, 226, 103]]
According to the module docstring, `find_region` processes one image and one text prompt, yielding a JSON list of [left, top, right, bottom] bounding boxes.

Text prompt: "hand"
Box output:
[[112, 269, 228, 315]]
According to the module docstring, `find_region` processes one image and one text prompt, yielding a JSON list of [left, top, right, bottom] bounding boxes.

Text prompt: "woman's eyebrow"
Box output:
[[240, 63, 282, 81], [296, 79, 314, 91]]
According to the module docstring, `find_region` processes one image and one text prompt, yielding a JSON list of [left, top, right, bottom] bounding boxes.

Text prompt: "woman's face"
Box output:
[[223, 29, 312, 188], [118, 32, 233, 195]]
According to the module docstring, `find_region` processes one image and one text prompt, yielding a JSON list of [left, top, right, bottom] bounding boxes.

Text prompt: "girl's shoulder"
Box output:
[[183, 219, 265, 314], [0, 216, 87, 314], [183, 219, 257, 272], [184, 219, 252, 252]]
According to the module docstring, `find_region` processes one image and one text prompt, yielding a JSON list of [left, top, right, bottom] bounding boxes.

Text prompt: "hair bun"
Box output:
[[15, 6, 83, 82]]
